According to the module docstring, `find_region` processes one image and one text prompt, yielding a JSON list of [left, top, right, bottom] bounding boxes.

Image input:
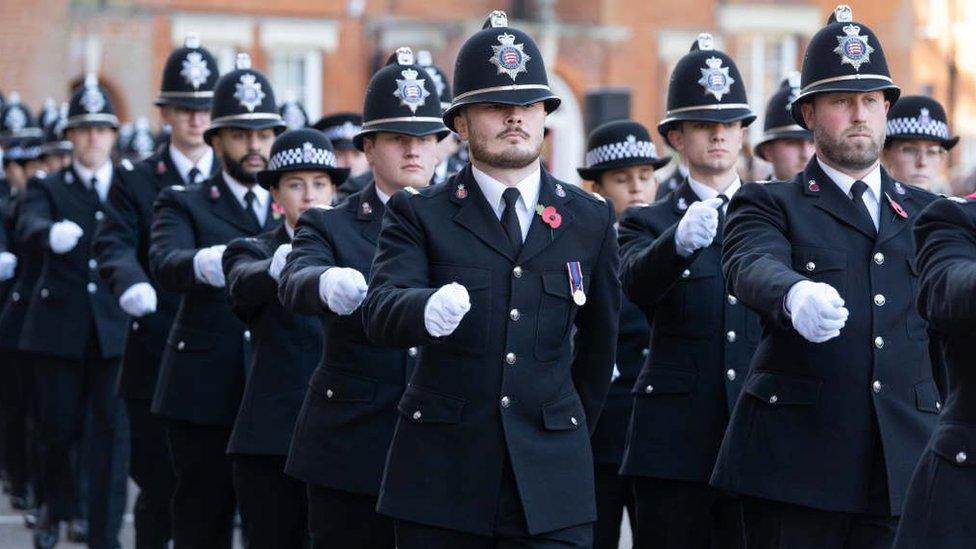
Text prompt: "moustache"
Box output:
[[497, 127, 530, 139], [240, 153, 268, 164]]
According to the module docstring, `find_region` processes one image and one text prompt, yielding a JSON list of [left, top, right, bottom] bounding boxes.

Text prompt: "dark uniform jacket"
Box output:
[[618, 181, 759, 481], [223, 223, 322, 456], [148, 173, 279, 426], [0, 178, 14, 309], [655, 167, 684, 201], [362, 166, 621, 536], [0, 179, 44, 352], [279, 183, 417, 495], [17, 167, 128, 360], [94, 148, 218, 399], [713, 158, 941, 516]]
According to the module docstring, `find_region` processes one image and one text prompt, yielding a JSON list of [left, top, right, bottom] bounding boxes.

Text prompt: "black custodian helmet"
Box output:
[[256, 128, 350, 189], [279, 99, 310, 131], [65, 74, 119, 130], [754, 72, 814, 161], [313, 112, 362, 151], [204, 53, 286, 144], [416, 50, 453, 112], [0, 92, 43, 144], [156, 33, 220, 110], [886, 95, 958, 150], [577, 119, 670, 181]]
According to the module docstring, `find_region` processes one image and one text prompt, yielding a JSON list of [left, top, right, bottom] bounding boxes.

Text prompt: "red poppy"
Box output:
[[541, 205, 562, 229], [271, 202, 285, 216]]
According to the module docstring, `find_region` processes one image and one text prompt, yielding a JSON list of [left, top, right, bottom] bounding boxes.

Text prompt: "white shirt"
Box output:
[[73, 161, 113, 202], [222, 172, 270, 227], [169, 144, 214, 185], [817, 157, 881, 230], [687, 175, 741, 214], [285, 223, 295, 240], [375, 186, 391, 205], [471, 164, 541, 242]]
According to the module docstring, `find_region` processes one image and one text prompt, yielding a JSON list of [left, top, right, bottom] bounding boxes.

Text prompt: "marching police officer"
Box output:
[[617, 34, 758, 549], [279, 47, 444, 549], [881, 95, 957, 194], [362, 12, 620, 547], [576, 119, 668, 549], [314, 112, 370, 185], [17, 74, 129, 549], [715, 6, 940, 547], [93, 32, 221, 549], [753, 72, 815, 181], [39, 103, 73, 173], [279, 99, 310, 131], [148, 53, 284, 548], [222, 127, 344, 547]]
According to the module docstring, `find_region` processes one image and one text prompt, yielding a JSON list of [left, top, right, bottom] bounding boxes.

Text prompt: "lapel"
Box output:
[[356, 182, 384, 246], [801, 158, 877, 241], [64, 166, 99, 208], [156, 149, 183, 189], [207, 174, 262, 234], [517, 170, 575, 264], [876, 170, 913, 246], [450, 166, 517, 262], [271, 222, 291, 247]]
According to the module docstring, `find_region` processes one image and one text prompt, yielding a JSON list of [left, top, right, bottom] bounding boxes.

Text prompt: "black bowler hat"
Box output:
[[417, 50, 453, 112], [313, 112, 362, 151], [791, 5, 899, 129], [354, 47, 451, 151], [754, 72, 814, 161], [65, 74, 119, 130], [256, 128, 350, 189], [886, 95, 958, 150], [204, 53, 286, 144], [658, 33, 755, 147], [442, 10, 561, 132], [279, 100, 310, 131], [41, 102, 72, 156], [0, 92, 43, 145], [156, 33, 220, 110], [124, 117, 158, 160], [577, 120, 670, 181]]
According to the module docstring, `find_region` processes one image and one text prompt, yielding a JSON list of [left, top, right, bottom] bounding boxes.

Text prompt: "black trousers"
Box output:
[[232, 454, 307, 549], [166, 420, 235, 549], [0, 349, 35, 495], [126, 398, 174, 549], [632, 477, 744, 549], [742, 497, 898, 549], [593, 463, 636, 549], [33, 350, 121, 549], [307, 484, 393, 549]]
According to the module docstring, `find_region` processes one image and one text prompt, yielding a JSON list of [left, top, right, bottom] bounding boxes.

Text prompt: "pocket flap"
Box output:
[[743, 372, 823, 406], [914, 379, 942, 414], [541, 271, 573, 300], [931, 424, 976, 467], [168, 328, 216, 352], [397, 385, 466, 424], [632, 366, 697, 396], [792, 247, 846, 274], [310, 368, 377, 403], [541, 393, 585, 431]]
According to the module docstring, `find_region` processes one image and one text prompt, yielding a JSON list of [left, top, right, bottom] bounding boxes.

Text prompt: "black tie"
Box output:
[[88, 177, 102, 203], [717, 194, 730, 228], [243, 190, 262, 229], [187, 167, 201, 185], [850, 180, 877, 234], [500, 187, 523, 255]]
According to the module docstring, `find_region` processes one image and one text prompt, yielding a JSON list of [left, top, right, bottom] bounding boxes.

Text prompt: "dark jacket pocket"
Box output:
[[743, 371, 823, 406], [632, 366, 697, 396], [541, 392, 586, 431], [310, 368, 377, 403], [397, 385, 466, 424], [536, 269, 590, 361], [931, 424, 976, 467], [914, 379, 942, 414]]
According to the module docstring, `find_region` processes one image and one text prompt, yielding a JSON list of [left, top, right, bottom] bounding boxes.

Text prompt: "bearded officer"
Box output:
[[714, 6, 941, 547], [881, 95, 957, 195], [93, 32, 220, 549], [148, 53, 284, 548], [362, 11, 620, 548], [279, 47, 445, 549], [753, 72, 815, 181]]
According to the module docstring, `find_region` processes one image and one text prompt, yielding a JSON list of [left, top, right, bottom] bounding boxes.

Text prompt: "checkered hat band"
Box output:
[[323, 125, 360, 142], [267, 146, 338, 171], [585, 140, 658, 168], [887, 116, 949, 140]]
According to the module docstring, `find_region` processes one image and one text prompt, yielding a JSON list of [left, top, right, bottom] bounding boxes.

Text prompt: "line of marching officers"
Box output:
[[1, 4, 974, 549]]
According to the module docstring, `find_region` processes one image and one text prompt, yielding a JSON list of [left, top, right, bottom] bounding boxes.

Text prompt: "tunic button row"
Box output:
[[88, 259, 97, 270], [512, 266, 523, 278], [509, 309, 520, 322], [874, 337, 885, 349], [644, 385, 654, 394], [874, 252, 885, 265], [408, 347, 418, 358], [957, 451, 968, 464], [874, 294, 886, 307], [805, 262, 816, 272], [726, 369, 737, 381], [505, 352, 516, 365], [726, 331, 736, 343], [727, 295, 738, 305], [87, 282, 97, 294], [500, 396, 511, 408], [872, 380, 882, 393]]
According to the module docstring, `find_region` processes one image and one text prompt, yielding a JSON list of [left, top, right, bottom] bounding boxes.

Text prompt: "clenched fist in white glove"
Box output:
[[318, 267, 367, 315], [424, 282, 471, 338], [193, 244, 227, 287], [119, 282, 157, 317], [674, 197, 724, 257], [786, 280, 849, 343], [49, 220, 84, 254], [0, 252, 17, 282], [268, 243, 292, 282]]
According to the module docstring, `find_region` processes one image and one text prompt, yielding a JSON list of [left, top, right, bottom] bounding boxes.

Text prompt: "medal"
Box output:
[[573, 289, 587, 306], [566, 261, 586, 306]]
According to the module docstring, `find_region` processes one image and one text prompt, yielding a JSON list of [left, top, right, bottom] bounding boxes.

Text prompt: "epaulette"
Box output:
[[170, 185, 186, 192], [404, 186, 420, 196], [121, 159, 134, 171]]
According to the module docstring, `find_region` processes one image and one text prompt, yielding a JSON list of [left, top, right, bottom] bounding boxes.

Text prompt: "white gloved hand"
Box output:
[[268, 243, 292, 282], [318, 267, 368, 315], [0, 252, 17, 282], [424, 282, 471, 337], [119, 282, 158, 318], [193, 244, 227, 287], [674, 197, 724, 256], [49, 220, 84, 254], [786, 280, 849, 343]]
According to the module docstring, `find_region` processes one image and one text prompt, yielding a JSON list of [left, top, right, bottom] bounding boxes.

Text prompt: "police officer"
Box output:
[[362, 11, 620, 547], [753, 72, 815, 181], [148, 53, 284, 548], [39, 103, 74, 173], [715, 6, 940, 547], [93, 33, 220, 549], [279, 47, 444, 549], [417, 50, 462, 186], [314, 112, 370, 183], [222, 127, 344, 547], [16, 74, 129, 549], [576, 119, 668, 549], [894, 196, 976, 548], [279, 99, 310, 131], [617, 34, 758, 549], [121, 117, 158, 163], [881, 95, 957, 194]]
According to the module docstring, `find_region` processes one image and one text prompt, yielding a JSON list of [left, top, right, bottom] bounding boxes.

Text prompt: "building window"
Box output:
[[269, 51, 322, 121]]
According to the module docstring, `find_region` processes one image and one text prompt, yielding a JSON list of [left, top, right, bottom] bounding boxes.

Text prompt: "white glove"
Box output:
[[318, 267, 368, 315], [674, 197, 724, 256], [424, 282, 471, 337], [119, 282, 157, 318], [193, 244, 227, 287], [786, 281, 849, 343], [0, 252, 17, 281], [268, 243, 292, 283], [49, 220, 84, 254]]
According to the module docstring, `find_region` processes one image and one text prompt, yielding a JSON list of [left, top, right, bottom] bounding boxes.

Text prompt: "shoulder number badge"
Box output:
[[698, 57, 735, 101], [834, 24, 874, 71], [490, 33, 531, 81], [394, 68, 430, 114], [234, 74, 266, 112]]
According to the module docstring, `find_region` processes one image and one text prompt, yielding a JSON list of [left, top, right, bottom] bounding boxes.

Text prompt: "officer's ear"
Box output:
[[800, 101, 816, 130], [666, 126, 685, 154], [454, 111, 469, 141]]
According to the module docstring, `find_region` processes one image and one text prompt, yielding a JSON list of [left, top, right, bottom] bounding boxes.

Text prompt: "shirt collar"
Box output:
[[375, 186, 391, 205], [816, 156, 881, 202], [169, 144, 214, 184], [470, 163, 541, 217], [678, 162, 689, 178], [221, 171, 269, 207], [73, 160, 113, 188], [285, 223, 295, 239], [687, 174, 741, 203]]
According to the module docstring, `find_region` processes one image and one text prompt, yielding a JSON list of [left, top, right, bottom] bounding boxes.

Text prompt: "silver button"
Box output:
[[728, 295, 738, 305], [726, 331, 736, 343], [243, 330, 251, 342], [641, 348, 649, 358], [412, 410, 422, 421], [644, 385, 654, 394], [681, 269, 691, 279], [509, 309, 520, 321], [87, 282, 97, 294], [874, 252, 885, 265], [805, 262, 816, 272], [132, 321, 139, 332], [88, 259, 97, 270], [872, 380, 882, 393], [408, 347, 418, 358], [769, 395, 778, 404], [570, 417, 578, 426], [726, 369, 736, 381], [874, 294, 886, 307], [11, 292, 19, 302], [957, 451, 968, 464], [513, 266, 523, 278], [874, 337, 884, 349], [40, 288, 49, 298], [95, 210, 104, 221], [326, 389, 334, 399], [500, 396, 511, 408], [177, 341, 185, 351], [505, 352, 516, 365]]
